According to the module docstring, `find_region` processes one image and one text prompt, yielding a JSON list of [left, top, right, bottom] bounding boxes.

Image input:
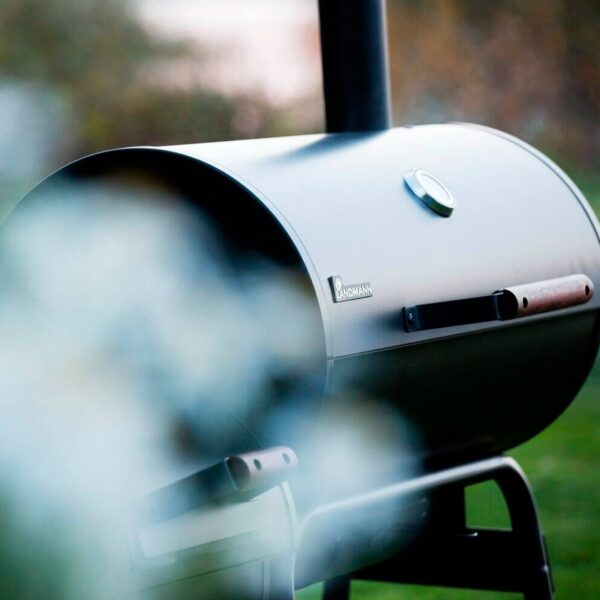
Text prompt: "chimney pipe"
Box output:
[[318, 0, 392, 133]]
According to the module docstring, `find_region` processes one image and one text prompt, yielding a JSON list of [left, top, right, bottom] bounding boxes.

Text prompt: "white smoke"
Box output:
[[0, 177, 421, 598], [0, 161, 418, 599], [0, 179, 325, 598]]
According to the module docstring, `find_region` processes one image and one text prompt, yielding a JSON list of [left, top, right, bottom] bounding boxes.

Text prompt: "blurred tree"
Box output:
[[387, 0, 600, 168], [0, 0, 276, 167], [0, 0, 598, 179]]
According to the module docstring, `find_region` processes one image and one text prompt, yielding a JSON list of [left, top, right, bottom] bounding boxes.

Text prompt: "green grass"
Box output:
[[298, 172, 600, 599], [298, 373, 600, 599]]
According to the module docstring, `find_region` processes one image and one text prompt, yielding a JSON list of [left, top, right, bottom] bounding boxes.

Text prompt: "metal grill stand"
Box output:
[[321, 457, 555, 600]]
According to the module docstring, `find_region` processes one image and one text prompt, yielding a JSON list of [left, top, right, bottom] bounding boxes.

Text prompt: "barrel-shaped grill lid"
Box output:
[[16, 123, 600, 464], [166, 123, 600, 359]]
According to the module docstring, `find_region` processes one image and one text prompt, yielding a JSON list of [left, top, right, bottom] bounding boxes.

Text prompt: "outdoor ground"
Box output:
[[298, 174, 600, 599]]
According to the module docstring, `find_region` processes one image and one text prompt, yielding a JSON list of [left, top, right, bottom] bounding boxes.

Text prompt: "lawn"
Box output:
[[298, 172, 600, 599]]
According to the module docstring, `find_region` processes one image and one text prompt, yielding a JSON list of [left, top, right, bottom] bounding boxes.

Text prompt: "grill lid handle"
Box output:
[[404, 274, 594, 332]]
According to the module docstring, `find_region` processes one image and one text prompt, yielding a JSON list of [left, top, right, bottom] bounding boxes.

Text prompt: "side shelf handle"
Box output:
[[404, 274, 594, 332], [137, 446, 298, 524]]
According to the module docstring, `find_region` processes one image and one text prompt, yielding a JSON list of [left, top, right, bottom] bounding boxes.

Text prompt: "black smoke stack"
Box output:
[[318, 0, 392, 133]]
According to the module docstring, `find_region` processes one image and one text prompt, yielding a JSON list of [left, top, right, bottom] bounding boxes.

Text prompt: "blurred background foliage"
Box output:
[[0, 0, 277, 161], [0, 0, 599, 598], [0, 0, 598, 182], [388, 0, 600, 170]]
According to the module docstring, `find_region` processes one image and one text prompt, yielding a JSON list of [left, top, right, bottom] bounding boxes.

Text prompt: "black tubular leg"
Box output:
[[427, 485, 467, 534], [494, 462, 554, 600], [318, 0, 392, 132], [319, 457, 554, 600], [322, 575, 351, 600]]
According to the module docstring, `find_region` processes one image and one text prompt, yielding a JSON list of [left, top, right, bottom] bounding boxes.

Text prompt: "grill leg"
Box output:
[[496, 461, 554, 600], [322, 575, 351, 600], [318, 456, 554, 600]]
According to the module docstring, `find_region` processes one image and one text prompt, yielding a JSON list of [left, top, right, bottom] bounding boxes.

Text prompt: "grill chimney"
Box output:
[[318, 0, 392, 133]]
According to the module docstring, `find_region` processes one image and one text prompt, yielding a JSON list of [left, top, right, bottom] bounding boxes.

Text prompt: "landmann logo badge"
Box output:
[[329, 275, 373, 303]]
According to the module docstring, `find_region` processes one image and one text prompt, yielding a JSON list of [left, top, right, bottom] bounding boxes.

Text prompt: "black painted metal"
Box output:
[[20, 129, 600, 465], [405, 274, 594, 332], [318, 0, 392, 132], [19, 127, 592, 599], [320, 457, 554, 600], [333, 310, 600, 469], [8, 2, 598, 598], [404, 291, 503, 332], [323, 576, 351, 600]]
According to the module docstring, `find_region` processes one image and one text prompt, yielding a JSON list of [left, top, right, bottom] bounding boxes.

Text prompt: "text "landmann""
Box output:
[[329, 275, 373, 303]]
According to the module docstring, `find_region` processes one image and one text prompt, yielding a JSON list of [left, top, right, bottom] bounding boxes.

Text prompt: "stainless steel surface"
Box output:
[[403, 168, 456, 217], [329, 275, 374, 303]]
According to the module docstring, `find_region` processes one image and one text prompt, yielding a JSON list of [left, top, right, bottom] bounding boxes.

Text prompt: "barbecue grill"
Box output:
[[9, 1, 600, 598]]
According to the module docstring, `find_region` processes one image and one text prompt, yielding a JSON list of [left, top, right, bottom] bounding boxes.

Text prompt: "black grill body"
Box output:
[[27, 123, 600, 466]]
